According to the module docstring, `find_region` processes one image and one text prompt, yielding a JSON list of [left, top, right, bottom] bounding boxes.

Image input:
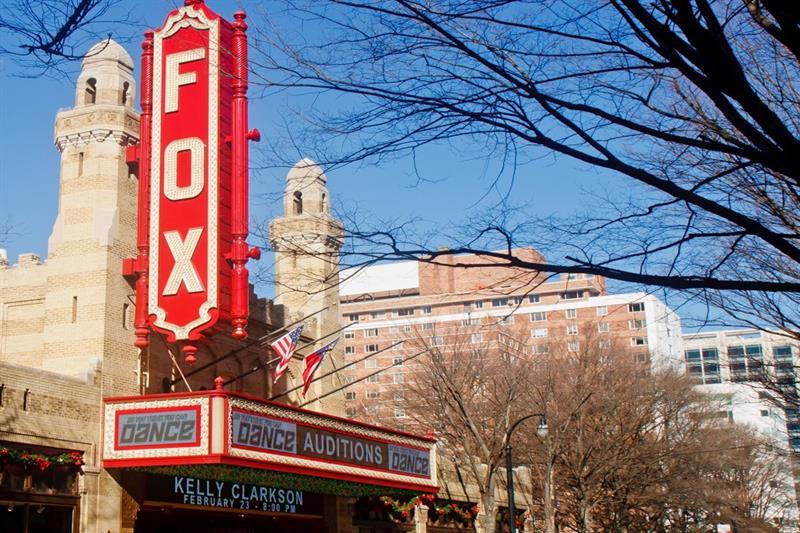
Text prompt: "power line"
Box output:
[[269, 339, 406, 401], [223, 322, 355, 386], [298, 346, 431, 408]]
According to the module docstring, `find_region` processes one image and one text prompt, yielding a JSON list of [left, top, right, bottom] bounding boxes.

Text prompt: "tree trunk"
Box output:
[[543, 454, 556, 533], [476, 491, 497, 533]]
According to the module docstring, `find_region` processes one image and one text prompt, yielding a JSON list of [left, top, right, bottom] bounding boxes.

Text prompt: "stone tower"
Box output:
[[269, 159, 345, 413], [46, 38, 140, 389]]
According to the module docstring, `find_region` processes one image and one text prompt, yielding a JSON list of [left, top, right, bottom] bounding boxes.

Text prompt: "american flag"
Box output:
[[302, 338, 339, 397], [271, 324, 304, 384]]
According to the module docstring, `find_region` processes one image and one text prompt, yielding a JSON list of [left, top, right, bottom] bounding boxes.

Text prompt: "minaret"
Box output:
[[269, 159, 345, 413], [44, 39, 140, 387]]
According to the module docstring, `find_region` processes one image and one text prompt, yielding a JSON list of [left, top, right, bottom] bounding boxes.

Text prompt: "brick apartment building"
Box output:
[[337, 253, 683, 428]]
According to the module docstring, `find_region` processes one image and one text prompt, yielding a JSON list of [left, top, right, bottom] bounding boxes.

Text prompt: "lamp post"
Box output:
[[505, 413, 547, 533]]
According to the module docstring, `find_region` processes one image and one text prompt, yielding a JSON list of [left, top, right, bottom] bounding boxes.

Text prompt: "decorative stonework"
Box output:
[[55, 128, 139, 151]]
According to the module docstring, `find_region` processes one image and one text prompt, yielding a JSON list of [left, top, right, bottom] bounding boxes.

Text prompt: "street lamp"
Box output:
[[505, 413, 547, 533]]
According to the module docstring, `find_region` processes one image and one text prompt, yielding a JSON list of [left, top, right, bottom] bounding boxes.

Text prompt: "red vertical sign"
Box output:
[[127, 0, 257, 364]]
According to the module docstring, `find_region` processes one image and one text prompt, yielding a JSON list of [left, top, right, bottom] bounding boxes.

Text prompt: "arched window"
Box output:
[[121, 81, 130, 105], [321, 192, 327, 212], [85, 78, 97, 104], [293, 191, 303, 215]]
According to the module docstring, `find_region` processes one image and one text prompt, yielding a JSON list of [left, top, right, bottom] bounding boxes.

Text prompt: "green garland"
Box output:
[[136, 464, 422, 498], [0, 446, 85, 473], [380, 494, 479, 525]]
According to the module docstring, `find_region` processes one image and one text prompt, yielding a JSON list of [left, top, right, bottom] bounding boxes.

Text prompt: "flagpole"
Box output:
[[170, 306, 329, 385]]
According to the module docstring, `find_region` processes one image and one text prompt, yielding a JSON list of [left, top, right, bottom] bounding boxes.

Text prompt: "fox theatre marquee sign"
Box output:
[[124, 0, 260, 364], [103, 386, 438, 494]]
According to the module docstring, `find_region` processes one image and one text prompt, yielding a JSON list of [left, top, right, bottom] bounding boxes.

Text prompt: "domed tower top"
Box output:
[[284, 158, 330, 216], [74, 39, 135, 108]]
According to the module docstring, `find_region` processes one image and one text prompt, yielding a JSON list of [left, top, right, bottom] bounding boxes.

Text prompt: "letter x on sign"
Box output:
[[163, 227, 204, 295]]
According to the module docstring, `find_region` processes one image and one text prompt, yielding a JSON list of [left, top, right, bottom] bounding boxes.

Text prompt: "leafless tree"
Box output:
[[518, 325, 796, 532], [250, 1, 800, 351], [0, 0, 129, 74], [399, 323, 534, 533]]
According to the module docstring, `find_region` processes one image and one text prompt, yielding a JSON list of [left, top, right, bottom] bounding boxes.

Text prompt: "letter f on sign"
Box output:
[[163, 228, 205, 295], [165, 48, 205, 113]]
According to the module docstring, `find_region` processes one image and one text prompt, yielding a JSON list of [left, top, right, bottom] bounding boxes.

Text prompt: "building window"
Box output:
[[344, 346, 355, 355], [432, 336, 444, 346], [397, 308, 415, 317], [728, 344, 764, 382], [345, 407, 357, 417], [422, 322, 434, 330], [348, 313, 359, 321], [345, 391, 356, 400], [628, 302, 645, 312], [71, 296, 78, 323], [394, 391, 405, 400], [344, 375, 356, 384], [598, 322, 609, 333], [532, 328, 548, 338], [566, 324, 578, 336], [393, 356, 403, 366], [533, 344, 549, 354], [531, 311, 547, 322], [365, 328, 379, 337], [474, 300, 484, 309], [366, 405, 379, 415], [421, 306, 432, 315], [598, 339, 611, 349], [85, 77, 97, 104], [365, 359, 378, 369], [394, 407, 406, 418], [513, 296, 524, 305], [365, 375, 379, 383], [471, 333, 483, 344], [492, 298, 508, 307], [565, 308, 577, 319], [78, 151, 84, 176], [631, 336, 648, 346], [761, 410, 769, 417], [596, 306, 608, 316], [561, 290, 584, 300], [393, 374, 405, 384], [528, 295, 540, 304], [122, 303, 131, 330], [403, 325, 413, 333], [121, 81, 130, 105], [344, 330, 355, 339], [628, 319, 646, 330], [370, 311, 382, 319], [462, 317, 480, 326], [366, 390, 380, 399], [499, 315, 513, 325], [365, 344, 379, 353], [392, 341, 404, 351], [774, 345, 794, 360], [568, 342, 579, 352], [293, 191, 303, 214], [463, 302, 472, 312]]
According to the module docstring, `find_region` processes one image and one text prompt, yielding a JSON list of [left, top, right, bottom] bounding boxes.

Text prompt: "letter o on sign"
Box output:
[[164, 137, 205, 201]]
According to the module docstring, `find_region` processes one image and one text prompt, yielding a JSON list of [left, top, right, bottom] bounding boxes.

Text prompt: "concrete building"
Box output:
[[683, 328, 800, 529], [338, 256, 683, 427], [682, 328, 799, 449]]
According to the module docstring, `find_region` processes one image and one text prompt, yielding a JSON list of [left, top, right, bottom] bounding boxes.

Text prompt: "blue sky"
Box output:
[[1, 0, 712, 326]]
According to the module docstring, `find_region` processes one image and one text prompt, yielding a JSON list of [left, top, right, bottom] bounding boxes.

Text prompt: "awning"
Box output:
[[102, 383, 437, 496]]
